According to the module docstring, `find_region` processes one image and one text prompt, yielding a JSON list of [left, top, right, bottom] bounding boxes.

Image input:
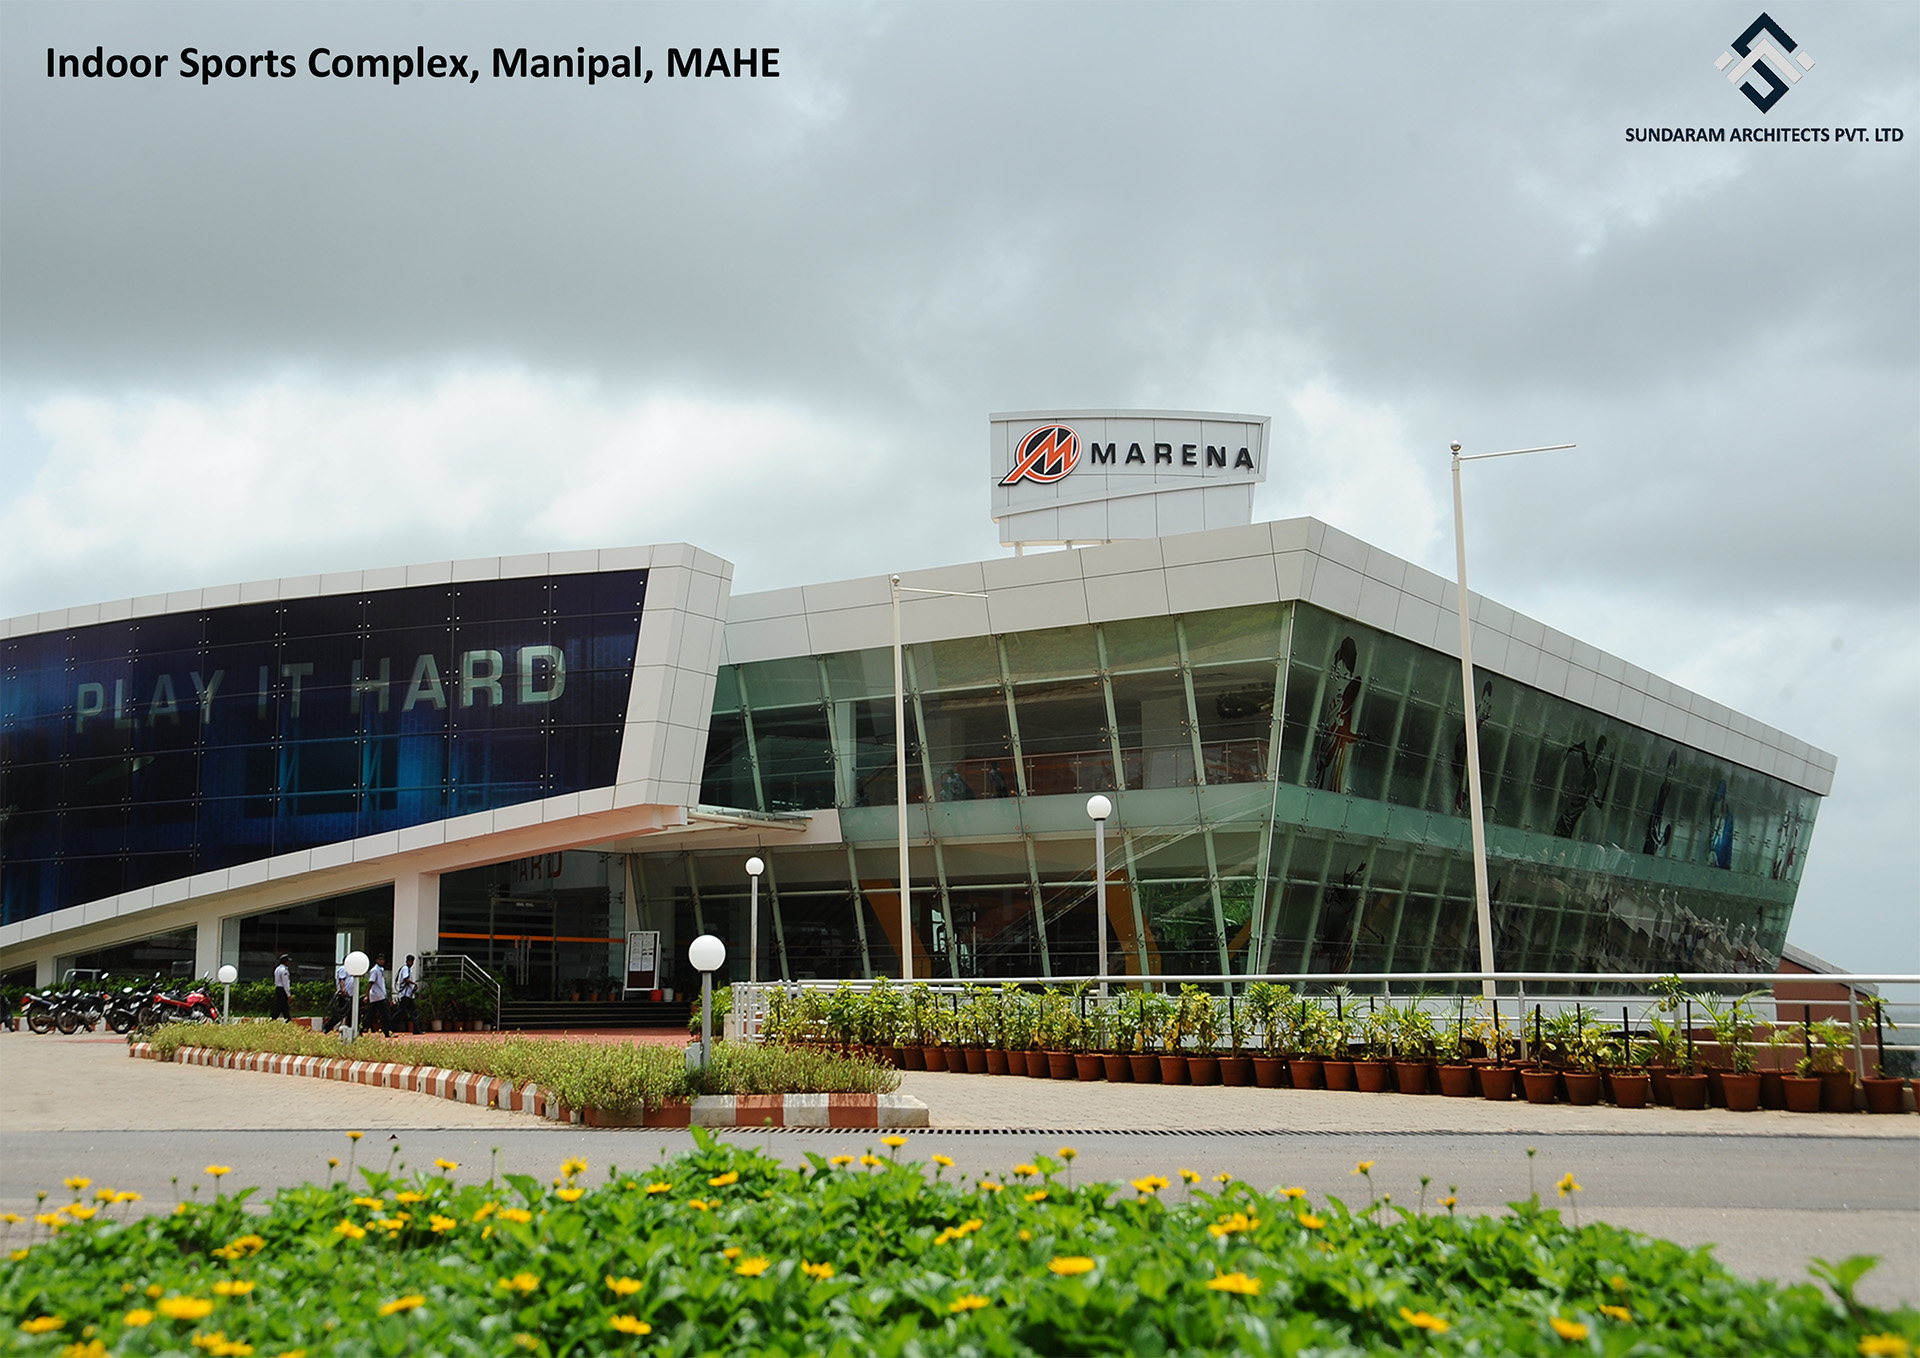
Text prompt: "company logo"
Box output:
[[1715, 13, 1814, 113], [1000, 424, 1081, 485]]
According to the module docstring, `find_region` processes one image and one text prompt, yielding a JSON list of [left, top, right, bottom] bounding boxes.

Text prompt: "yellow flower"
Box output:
[[498, 1208, 533, 1225], [1353, 1161, 1374, 1175], [124, 1310, 156, 1327], [434, 1159, 459, 1173], [378, 1295, 424, 1316], [1280, 1186, 1306, 1200], [1299, 1214, 1325, 1230], [429, 1215, 457, 1233], [1025, 1189, 1048, 1203], [20, 1316, 64, 1334], [1179, 1168, 1200, 1184], [1206, 1271, 1261, 1296], [1018, 1229, 1031, 1242], [1859, 1336, 1912, 1358], [473, 1202, 498, 1221], [1439, 1196, 1458, 1210], [497, 1272, 540, 1294], [606, 1275, 642, 1296], [881, 1136, 906, 1149], [394, 1192, 426, 1205], [948, 1294, 990, 1313], [63, 1177, 91, 1192], [333, 1221, 366, 1240], [645, 1182, 673, 1194], [9, 1248, 28, 1262], [1207, 1211, 1260, 1238], [212, 1280, 255, 1296], [35, 1213, 63, 1228], [555, 1188, 584, 1203], [1607, 1274, 1627, 1291], [65, 1205, 98, 1221], [1557, 1173, 1581, 1197], [828, 1156, 855, 1168], [1013, 1164, 1039, 1178], [511, 1336, 536, 1351], [346, 1131, 363, 1142], [157, 1297, 215, 1321], [1131, 1175, 1169, 1195], [205, 1166, 231, 1179], [227, 1235, 266, 1256], [1550, 1317, 1589, 1341], [0, 1213, 16, 1223], [932, 1155, 954, 1169], [94, 1187, 116, 1201], [1598, 1304, 1631, 1322], [560, 1157, 588, 1179], [1213, 1172, 1232, 1184], [977, 1181, 1005, 1195], [1048, 1256, 1095, 1276], [147, 1286, 165, 1299], [610, 1315, 652, 1335], [708, 1171, 740, 1187], [351, 1197, 385, 1210], [722, 1247, 742, 1260], [800, 1260, 835, 1280], [63, 1342, 111, 1358], [1059, 1147, 1078, 1161], [1399, 1307, 1450, 1333], [327, 1158, 339, 1169], [115, 1191, 142, 1203], [735, 1257, 770, 1277], [859, 1154, 883, 1169], [687, 1199, 710, 1212]]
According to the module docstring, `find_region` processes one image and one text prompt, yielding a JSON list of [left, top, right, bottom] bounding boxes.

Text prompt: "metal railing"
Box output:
[[419, 952, 502, 1029], [730, 971, 1920, 1085]]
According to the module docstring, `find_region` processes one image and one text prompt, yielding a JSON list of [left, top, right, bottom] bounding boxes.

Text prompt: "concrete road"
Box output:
[[4, 1034, 1915, 1309]]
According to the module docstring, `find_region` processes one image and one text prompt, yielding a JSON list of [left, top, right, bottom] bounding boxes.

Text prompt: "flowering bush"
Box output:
[[4, 1132, 1913, 1355]]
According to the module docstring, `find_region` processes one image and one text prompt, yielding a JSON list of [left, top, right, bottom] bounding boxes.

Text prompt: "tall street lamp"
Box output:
[[1450, 439, 1574, 1000], [745, 856, 765, 988], [1087, 795, 1112, 997], [889, 575, 988, 983]]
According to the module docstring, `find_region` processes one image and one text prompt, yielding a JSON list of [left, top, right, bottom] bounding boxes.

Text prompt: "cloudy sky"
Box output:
[[3, 2, 1914, 974]]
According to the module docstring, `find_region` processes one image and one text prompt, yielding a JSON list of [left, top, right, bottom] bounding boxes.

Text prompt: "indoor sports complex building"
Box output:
[[0, 411, 1834, 997]]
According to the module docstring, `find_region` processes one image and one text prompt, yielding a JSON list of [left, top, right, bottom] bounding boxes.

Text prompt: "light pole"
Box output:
[[889, 574, 989, 982], [745, 856, 764, 988], [217, 964, 237, 1025], [1449, 439, 1574, 1000], [1086, 795, 1112, 997], [688, 934, 726, 1070], [342, 950, 370, 1042]]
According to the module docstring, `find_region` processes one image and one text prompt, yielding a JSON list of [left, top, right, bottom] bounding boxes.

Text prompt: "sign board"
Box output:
[[990, 409, 1270, 549], [624, 930, 660, 994]]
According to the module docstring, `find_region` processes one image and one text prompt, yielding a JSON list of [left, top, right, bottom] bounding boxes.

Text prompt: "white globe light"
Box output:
[[1086, 794, 1113, 821], [688, 934, 727, 973], [344, 950, 371, 977], [746, 856, 765, 877], [216, 964, 238, 985]]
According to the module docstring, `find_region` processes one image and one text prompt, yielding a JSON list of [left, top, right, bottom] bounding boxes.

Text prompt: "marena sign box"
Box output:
[[988, 409, 1270, 549]]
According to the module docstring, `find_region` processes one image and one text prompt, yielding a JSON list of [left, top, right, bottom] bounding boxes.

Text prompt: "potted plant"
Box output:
[[900, 983, 931, 1069], [1285, 999, 1327, 1090], [1560, 1017, 1608, 1106], [1175, 986, 1219, 1085], [1244, 981, 1289, 1088], [1103, 993, 1138, 1082], [1705, 991, 1763, 1112], [1037, 987, 1076, 1079], [825, 982, 862, 1055], [1154, 990, 1190, 1085], [1758, 1019, 1795, 1109], [1434, 1020, 1475, 1097], [1132, 991, 1170, 1084], [983, 985, 1012, 1075], [1607, 1034, 1651, 1108], [1471, 1006, 1517, 1101], [1809, 1018, 1856, 1112], [959, 987, 991, 1073], [1219, 990, 1254, 1087], [1322, 997, 1356, 1091], [1068, 982, 1105, 1081], [1861, 999, 1908, 1114], [1394, 1002, 1435, 1095], [1354, 1004, 1394, 1092]]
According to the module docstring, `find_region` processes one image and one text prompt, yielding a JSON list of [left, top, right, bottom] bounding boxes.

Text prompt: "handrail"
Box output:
[[419, 952, 502, 1029]]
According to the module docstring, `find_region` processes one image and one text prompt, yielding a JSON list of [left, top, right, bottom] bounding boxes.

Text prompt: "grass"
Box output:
[[4, 1133, 1914, 1356], [139, 1023, 898, 1113]]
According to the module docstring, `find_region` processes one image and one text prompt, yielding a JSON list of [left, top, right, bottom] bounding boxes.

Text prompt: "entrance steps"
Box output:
[[496, 999, 686, 1031]]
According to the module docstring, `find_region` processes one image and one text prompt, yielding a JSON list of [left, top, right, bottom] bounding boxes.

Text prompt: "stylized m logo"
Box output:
[[1715, 13, 1814, 113]]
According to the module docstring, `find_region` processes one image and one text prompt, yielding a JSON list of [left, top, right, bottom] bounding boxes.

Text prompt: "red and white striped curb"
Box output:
[[129, 1043, 927, 1129]]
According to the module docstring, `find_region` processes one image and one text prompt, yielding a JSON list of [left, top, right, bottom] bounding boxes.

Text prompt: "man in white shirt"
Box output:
[[323, 960, 351, 1033], [393, 955, 418, 1035], [271, 955, 292, 1022], [366, 955, 390, 1036]]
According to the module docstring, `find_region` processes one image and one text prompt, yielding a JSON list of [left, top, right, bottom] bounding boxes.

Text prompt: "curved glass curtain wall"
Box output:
[[670, 601, 1815, 986]]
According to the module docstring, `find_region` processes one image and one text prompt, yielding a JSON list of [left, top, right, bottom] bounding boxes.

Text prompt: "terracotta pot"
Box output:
[[1782, 1074, 1822, 1112], [1863, 1077, 1907, 1115], [1073, 1053, 1105, 1082], [1102, 1053, 1131, 1082], [1721, 1071, 1761, 1112], [1668, 1073, 1709, 1110], [1648, 1066, 1673, 1106], [1004, 1049, 1027, 1075], [1437, 1064, 1476, 1098], [1393, 1061, 1429, 1096], [1608, 1071, 1650, 1109], [964, 1046, 988, 1074], [902, 1045, 926, 1071], [1820, 1070, 1855, 1113], [1219, 1054, 1253, 1087], [1323, 1059, 1356, 1091], [1705, 1065, 1727, 1108], [1188, 1055, 1221, 1086], [1521, 1068, 1561, 1104], [1027, 1050, 1054, 1079], [1046, 1050, 1075, 1080], [1563, 1071, 1602, 1106], [985, 1048, 1009, 1076], [1478, 1065, 1516, 1101], [887, 1045, 908, 1069], [1251, 1055, 1286, 1088], [1288, 1057, 1324, 1090], [1354, 1059, 1392, 1092], [1129, 1053, 1161, 1083], [1158, 1053, 1191, 1085], [1759, 1070, 1786, 1109], [922, 1045, 947, 1073]]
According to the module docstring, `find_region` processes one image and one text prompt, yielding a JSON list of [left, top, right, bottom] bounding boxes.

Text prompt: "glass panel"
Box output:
[[1012, 679, 1114, 795], [1181, 604, 1288, 667], [908, 636, 1002, 692], [1100, 616, 1181, 673], [1190, 662, 1277, 785], [1106, 669, 1192, 789], [1001, 625, 1098, 682]]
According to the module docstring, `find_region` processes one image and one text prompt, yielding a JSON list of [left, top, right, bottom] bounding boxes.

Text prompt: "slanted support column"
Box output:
[[393, 872, 442, 965]]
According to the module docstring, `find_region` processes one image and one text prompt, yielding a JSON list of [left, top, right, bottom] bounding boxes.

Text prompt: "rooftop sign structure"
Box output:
[[989, 409, 1270, 551]]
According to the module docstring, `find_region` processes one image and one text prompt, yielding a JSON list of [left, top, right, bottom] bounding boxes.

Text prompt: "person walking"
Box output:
[[322, 958, 351, 1033], [270, 954, 293, 1022], [366, 954, 390, 1037], [392, 955, 418, 1035]]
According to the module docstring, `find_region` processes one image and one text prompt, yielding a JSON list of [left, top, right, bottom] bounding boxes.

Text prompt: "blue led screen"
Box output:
[[0, 571, 646, 924]]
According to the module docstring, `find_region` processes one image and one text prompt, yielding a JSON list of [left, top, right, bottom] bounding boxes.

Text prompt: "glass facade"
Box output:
[[0, 573, 647, 924], [663, 601, 1816, 985]]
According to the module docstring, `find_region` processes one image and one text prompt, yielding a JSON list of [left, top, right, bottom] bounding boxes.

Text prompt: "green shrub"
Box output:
[[3, 1133, 1911, 1356]]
